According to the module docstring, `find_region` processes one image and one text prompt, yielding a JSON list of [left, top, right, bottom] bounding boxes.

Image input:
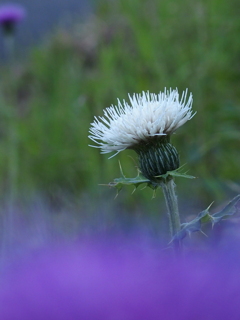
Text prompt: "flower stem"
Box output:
[[160, 178, 182, 254]]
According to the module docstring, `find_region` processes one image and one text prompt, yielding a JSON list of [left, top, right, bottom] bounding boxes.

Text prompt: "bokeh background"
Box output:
[[0, 0, 239, 245]]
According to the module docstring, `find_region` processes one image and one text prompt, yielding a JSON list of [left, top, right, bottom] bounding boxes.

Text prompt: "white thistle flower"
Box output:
[[89, 88, 194, 158]]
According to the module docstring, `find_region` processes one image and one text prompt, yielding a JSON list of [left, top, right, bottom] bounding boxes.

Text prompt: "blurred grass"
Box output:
[[0, 0, 239, 209]]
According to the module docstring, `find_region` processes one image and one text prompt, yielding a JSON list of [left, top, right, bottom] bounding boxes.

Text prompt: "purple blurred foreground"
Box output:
[[0, 237, 240, 320]]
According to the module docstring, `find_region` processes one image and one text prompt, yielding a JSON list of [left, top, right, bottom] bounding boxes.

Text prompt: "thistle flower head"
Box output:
[[89, 88, 194, 157], [0, 4, 25, 34]]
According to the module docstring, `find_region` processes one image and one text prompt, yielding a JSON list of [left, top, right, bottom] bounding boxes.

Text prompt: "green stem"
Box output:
[[160, 178, 182, 254]]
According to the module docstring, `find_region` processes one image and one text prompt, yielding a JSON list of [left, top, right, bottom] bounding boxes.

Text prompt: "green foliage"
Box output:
[[0, 0, 239, 206]]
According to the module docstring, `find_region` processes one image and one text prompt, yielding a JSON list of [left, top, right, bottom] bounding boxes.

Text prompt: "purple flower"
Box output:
[[0, 238, 240, 319], [0, 4, 25, 34]]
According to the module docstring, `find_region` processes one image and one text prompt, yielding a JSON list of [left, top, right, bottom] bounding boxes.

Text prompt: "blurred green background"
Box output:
[[0, 0, 239, 221]]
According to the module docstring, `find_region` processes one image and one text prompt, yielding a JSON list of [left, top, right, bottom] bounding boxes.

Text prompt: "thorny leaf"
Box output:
[[155, 164, 195, 181], [101, 162, 156, 195], [103, 163, 195, 196], [173, 194, 240, 241]]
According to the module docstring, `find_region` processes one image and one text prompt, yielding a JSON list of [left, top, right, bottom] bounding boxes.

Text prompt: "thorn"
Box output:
[[127, 155, 138, 167], [152, 189, 156, 199], [200, 230, 208, 237], [210, 218, 215, 229], [99, 183, 113, 187], [118, 161, 125, 177], [178, 163, 187, 170], [136, 168, 142, 177], [207, 201, 214, 211]]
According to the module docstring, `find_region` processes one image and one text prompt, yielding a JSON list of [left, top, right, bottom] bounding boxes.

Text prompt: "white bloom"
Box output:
[[89, 88, 194, 157]]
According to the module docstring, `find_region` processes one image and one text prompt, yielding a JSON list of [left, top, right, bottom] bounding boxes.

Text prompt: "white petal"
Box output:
[[89, 88, 195, 156]]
